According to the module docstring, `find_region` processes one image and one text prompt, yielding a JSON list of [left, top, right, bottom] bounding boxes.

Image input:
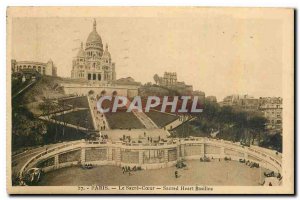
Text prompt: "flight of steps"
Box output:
[[125, 98, 158, 129], [132, 109, 158, 129], [88, 96, 110, 130], [165, 115, 196, 130]]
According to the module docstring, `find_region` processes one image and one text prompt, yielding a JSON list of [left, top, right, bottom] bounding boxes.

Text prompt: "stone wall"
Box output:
[[21, 138, 282, 177]]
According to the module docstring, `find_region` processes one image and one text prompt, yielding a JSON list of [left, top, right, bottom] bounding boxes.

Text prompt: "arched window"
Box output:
[[112, 91, 118, 96], [88, 73, 91, 80], [98, 74, 101, 80], [93, 74, 96, 80], [100, 90, 106, 96]]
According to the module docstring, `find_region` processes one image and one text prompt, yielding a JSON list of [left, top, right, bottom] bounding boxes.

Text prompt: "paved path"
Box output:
[[132, 110, 158, 129], [12, 142, 65, 176], [37, 160, 268, 186], [126, 98, 158, 129], [12, 79, 37, 99]]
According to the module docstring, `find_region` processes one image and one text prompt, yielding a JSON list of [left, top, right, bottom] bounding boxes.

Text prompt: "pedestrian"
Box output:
[[175, 171, 179, 178]]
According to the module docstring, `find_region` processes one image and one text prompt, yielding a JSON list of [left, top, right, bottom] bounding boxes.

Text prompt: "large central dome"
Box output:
[[85, 19, 103, 51], [86, 28, 102, 44]]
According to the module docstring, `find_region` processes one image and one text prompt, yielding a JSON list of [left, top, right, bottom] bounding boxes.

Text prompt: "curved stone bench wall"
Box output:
[[20, 138, 282, 179]]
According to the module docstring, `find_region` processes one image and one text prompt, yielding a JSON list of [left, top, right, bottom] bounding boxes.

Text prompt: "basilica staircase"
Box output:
[[126, 98, 158, 129]]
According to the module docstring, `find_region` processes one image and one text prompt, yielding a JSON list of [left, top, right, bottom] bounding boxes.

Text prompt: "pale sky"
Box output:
[[11, 16, 283, 101]]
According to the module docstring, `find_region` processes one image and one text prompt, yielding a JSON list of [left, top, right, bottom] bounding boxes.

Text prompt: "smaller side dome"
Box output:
[[102, 44, 111, 60], [77, 42, 85, 57]]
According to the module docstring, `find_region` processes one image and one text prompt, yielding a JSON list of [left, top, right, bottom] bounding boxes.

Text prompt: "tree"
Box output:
[[248, 115, 267, 145], [153, 74, 159, 85], [57, 100, 68, 138], [39, 99, 61, 142]]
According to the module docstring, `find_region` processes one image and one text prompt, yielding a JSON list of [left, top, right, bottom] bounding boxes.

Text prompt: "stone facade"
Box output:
[[71, 19, 116, 83], [259, 97, 282, 131], [21, 138, 282, 176], [11, 59, 57, 76], [62, 83, 139, 98], [219, 95, 282, 132], [156, 72, 193, 95], [219, 94, 259, 110]]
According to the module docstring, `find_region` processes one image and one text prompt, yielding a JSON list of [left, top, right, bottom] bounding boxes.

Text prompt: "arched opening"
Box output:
[[88, 73, 91, 80], [100, 90, 106, 96], [98, 74, 101, 81], [93, 74, 96, 80], [88, 90, 95, 96], [112, 91, 118, 96]]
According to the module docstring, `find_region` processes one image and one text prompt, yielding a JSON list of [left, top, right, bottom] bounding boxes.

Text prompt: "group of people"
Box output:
[[239, 159, 260, 168], [90, 97, 107, 131], [82, 163, 93, 169], [200, 156, 212, 162], [94, 109, 106, 131], [178, 114, 192, 122], [121, 166, 141, 175]]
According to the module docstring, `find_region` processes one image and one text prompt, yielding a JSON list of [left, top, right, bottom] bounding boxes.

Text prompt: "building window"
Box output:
[[93, 74, 96, 80], [98, 74, 101, 80], [88, 73, 91, 80]]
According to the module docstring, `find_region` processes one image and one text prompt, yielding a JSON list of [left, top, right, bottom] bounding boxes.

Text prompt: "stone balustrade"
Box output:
[[20, 137, 282, 181]]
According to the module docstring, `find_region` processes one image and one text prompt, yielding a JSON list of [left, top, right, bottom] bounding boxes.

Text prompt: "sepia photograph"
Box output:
[[6, 7, 294, 194]]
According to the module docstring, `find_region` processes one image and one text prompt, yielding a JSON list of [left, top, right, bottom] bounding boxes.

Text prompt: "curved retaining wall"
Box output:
[[20, 138, 282, 178]]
